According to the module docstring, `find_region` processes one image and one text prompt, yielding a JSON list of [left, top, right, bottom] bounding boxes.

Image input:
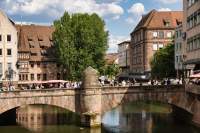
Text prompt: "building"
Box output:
[[182, 0, 200, 76], [16, 25, 62, 82], [105, 53, 118, 65], [130, 10, 183, 79], [175, 24, 185, 78], [118, 41, 130, 73], [0, 10, 18, 85]]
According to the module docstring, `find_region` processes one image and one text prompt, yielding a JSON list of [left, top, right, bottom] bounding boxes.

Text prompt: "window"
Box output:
[[159, 31, 164, 38], [0, 63, 2, 75], [7, 63, 12, 70], [153, 32, 158, 38], [25, 74, 28, 80], [153, 44, 158, 51], [176, 56, 179, 63], [30, 63, 34, 68], [0, 49, 2, 56], [31, 74, 34, 81], [43, 74, 47, 80], [7, 49, 12, 56], [158, 44, 164, 49], [167, 32, 172, 38], [164, 22, 170, 27], [57, 73, 61, 80], [0, 35, 2, 42], [7, 35, 11, 42], [37, 74, 41, 80], [19, 75, 22, 81], [37, 62, 40, 67], [187, 9, 200, 29]]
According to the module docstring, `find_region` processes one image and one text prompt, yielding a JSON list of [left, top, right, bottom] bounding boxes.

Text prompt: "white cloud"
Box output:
[[158, 8, 172, 11], [125, 17, 135, 24], [0, 0, 124, 20], [108, 34, 129, 53], [126, 3, 144, 27], [155, 0, 181, 4], [15, 21, 52, 26], [128, 3, 145, 16]]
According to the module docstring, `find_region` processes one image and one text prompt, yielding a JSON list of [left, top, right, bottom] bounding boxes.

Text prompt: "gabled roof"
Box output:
[[16, 24, 56, 61], [132, 10, 183, 34]]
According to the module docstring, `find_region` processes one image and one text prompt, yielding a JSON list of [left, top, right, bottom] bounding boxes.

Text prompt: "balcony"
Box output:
[[18, 68, 29, 73]]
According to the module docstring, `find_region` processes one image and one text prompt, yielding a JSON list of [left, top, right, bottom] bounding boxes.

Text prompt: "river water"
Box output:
[[0, 102, 199, 133]]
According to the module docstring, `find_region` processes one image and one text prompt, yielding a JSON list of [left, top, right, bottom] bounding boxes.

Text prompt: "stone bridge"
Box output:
[[0, 67, 199, 127]]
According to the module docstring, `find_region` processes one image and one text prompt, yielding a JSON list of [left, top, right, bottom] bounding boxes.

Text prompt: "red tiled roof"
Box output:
[[16, 24, 56, 62], [132, 10, 183, 33], [105, 53, 118, 65]]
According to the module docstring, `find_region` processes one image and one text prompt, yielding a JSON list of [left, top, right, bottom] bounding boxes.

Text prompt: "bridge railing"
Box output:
[[185, 84, 200, 94]]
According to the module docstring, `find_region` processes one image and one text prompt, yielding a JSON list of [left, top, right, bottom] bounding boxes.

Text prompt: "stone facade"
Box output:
[[118, 41, 130, 72], [0, 10, 18, 84], [130, 10, 183, 79], [183, 0, 200, 75], [1, 68, 200, 128]]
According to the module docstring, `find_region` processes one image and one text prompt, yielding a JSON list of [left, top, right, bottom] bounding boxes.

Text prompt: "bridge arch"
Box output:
[[101, 86, 184, 114], [0, 89, 81, 115]]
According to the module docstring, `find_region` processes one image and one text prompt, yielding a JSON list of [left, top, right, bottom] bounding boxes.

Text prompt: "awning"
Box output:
[[190, 73, 200, 78], [186, 64, 195, 69]]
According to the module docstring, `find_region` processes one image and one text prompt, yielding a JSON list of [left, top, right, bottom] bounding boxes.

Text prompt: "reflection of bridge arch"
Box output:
[[101, 85, 184, 114], [0, 89, 81, 115]]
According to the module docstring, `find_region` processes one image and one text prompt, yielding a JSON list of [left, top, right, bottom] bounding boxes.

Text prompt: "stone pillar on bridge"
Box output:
[[80, 66, 102, 127]]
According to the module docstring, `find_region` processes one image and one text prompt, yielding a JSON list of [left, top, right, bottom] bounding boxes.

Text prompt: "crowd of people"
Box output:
[[20, 81, 82, 90], [99, 78, 184, 87]]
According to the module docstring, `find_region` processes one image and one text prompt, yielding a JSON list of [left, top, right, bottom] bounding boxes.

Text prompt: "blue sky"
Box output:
[[0, 0, 182, 53]]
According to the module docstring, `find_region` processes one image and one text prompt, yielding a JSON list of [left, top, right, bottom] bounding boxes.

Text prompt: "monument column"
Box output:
[[80, 66, 102, 127]]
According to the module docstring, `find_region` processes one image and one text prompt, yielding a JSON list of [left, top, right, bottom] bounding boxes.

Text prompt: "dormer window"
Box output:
[[176, 19, 182, 25], [27, 35, 33, 41], [38, 35, 43, 41], [163, 19, 170, 27]]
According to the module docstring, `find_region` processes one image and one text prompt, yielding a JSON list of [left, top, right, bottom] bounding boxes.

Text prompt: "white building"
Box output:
[[0, 10, 18, 84], [118, 41, 130, 72]]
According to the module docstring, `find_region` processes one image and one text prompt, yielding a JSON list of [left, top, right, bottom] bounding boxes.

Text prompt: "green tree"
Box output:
[[53, 12, 108, 80], [150, 43, 176, 79], [104, 64, 120, 79]]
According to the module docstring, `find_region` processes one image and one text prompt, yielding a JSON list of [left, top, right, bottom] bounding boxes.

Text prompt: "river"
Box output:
[[0, 102, 199, 133]]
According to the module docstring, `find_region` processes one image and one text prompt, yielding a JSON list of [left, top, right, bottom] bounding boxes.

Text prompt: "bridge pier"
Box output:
[[80, 67, 102, 127]]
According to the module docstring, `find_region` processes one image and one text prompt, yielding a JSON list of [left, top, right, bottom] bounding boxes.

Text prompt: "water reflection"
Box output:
[[102, 102, 200, 133], [0, 102, 199, 133]]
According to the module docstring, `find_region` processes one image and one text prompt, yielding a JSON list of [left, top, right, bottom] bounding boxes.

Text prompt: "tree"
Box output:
[[53, 12, 108, 81], [150, 43, 176, 79], [104, 64, 120, 79]]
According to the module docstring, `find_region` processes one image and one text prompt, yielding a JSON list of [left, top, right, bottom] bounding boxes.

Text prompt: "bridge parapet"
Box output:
[[185, 84, 200, 95], [0, 88, 79, 99]]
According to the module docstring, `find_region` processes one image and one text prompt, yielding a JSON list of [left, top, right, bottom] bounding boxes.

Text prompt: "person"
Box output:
[[151, 80, 154, 85], [167, 78, 170, 85], [35, 85, 40, 90], [122, 80, 126, 86]]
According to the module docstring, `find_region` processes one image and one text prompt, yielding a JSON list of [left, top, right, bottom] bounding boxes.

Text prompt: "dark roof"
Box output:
[[16, 24, 56, 62], [118, 40, 131, 46], [132, 10, 183, 33]]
